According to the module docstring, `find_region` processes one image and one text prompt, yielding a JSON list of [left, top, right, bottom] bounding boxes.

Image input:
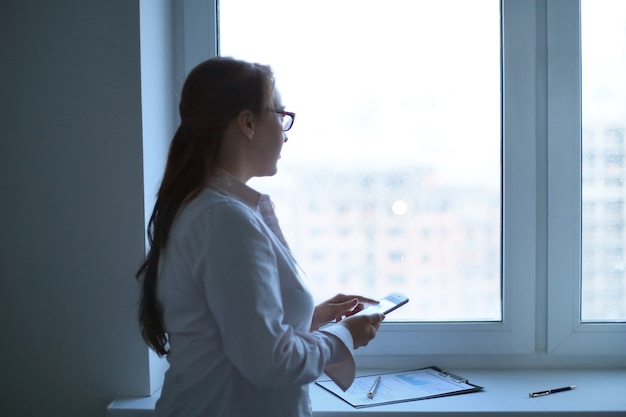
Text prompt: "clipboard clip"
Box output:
[[439, 371, 468, 383]]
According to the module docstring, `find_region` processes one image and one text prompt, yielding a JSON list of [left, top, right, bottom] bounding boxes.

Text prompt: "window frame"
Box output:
[[174, 0, 626, 366], [547, 0, 626, 355]]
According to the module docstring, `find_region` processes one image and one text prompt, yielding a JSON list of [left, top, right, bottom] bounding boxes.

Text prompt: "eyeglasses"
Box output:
[[271, 109, 296, 132]]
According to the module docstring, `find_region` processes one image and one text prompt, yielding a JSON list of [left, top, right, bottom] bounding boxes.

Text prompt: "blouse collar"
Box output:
[[208, 168, 262, 209]]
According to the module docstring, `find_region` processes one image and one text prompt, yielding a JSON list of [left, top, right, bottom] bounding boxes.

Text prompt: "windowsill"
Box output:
[[107, 368, 626, 416]]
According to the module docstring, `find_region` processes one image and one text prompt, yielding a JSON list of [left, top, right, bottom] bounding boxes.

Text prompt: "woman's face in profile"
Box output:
[[249, 89, 288, 177]]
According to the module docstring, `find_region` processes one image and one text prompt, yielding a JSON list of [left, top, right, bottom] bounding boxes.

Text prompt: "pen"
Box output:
[[529, 385, 577, 397], [367, 376, 381, 399]]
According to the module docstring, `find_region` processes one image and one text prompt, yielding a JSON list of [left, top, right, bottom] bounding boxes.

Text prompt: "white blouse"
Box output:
[[154, 171, 355, 417]]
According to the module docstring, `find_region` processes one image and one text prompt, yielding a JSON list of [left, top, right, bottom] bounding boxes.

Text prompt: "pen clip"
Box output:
[[529, 391, 550, 397]]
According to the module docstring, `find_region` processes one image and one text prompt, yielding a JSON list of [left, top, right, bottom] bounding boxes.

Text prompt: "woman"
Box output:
[[136, 56, 385, 417]]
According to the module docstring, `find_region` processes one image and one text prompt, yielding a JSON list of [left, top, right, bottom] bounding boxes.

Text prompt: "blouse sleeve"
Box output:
[[188, 201, 355, 388]]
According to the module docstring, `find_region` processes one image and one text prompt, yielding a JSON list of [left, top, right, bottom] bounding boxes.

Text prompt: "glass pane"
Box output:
[[220, 0, 501, 321], [581, 0, 626, 322]]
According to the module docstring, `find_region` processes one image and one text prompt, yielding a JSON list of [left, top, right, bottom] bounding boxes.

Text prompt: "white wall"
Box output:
[[0, 1, 174, 415]]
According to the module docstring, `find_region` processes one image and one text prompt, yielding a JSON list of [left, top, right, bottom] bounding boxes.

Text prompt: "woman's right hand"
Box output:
[[339, 313, 385, 349]]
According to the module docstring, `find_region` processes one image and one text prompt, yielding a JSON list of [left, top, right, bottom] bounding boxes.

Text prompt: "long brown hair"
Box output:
[[136, 57, 275, 355]]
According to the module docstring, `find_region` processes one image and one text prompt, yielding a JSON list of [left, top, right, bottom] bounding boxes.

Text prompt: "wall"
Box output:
[[0, 1, 173, 416], [139, 0, 174, 392]]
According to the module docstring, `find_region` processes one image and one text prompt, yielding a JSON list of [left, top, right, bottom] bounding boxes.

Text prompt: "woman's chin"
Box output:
[[257, 166, 279, 178]]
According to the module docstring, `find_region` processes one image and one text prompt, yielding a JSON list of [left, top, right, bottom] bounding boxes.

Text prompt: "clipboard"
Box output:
[[315, 366, 483, 408]]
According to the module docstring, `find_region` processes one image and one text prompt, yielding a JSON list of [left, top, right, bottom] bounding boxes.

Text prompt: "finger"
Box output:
[[357, 296, 380, 305], [350, 304, 366, 314], [369, 313, 385, 326], [350, 296, 380, 305], [334, 298, 359, 314], [337, 294, 379, 305], [344, 302, 369, 316], [367, 323, 378, 339], [332, 301, 358, 321]]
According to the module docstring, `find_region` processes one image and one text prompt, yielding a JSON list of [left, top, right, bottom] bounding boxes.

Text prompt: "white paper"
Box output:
[[316, 367, 481, 408]]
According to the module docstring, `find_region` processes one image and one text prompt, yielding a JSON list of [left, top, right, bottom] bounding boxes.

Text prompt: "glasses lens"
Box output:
[[282, 114, 293, 131]]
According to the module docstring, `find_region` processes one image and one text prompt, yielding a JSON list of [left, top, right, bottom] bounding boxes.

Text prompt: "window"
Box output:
[[220, 0, 502, 323], [547, 0, 626, 356], [581, 0, 626, 322], [176, 0, 626, 364]]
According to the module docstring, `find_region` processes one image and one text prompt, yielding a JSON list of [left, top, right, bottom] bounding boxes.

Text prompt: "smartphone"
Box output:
[[355, 292, 409, 316]]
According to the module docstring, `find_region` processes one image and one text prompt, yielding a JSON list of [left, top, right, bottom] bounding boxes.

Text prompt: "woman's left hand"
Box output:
[[310, 293, 379, 331]]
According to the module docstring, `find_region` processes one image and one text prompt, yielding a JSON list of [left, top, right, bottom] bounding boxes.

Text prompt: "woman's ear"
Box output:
[[237, 110, 256, 140]]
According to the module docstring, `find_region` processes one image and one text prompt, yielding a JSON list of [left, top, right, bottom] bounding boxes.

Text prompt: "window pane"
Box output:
[[220, 0, 501, 321], [581, 0, 626, 322]]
